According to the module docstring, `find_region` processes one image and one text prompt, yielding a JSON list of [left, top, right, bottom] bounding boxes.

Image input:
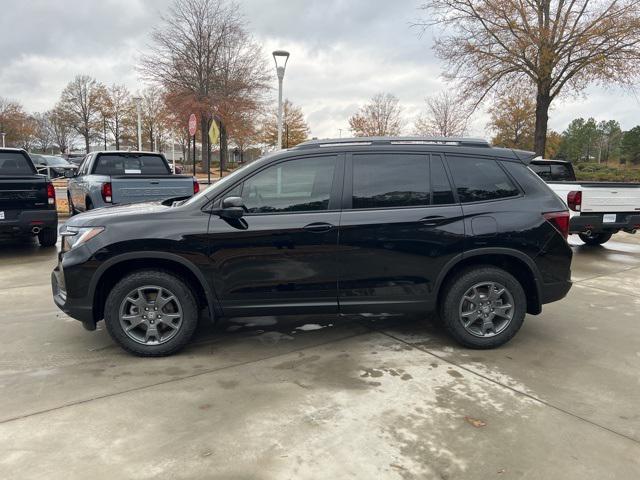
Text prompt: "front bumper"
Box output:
[[0, 209, 57, 235], [52, 264, 96, 330], [570, 213, 640, 234]]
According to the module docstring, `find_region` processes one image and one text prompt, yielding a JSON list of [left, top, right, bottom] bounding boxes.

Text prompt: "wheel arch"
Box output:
[[435, 248, 542, 315], [90, 252, 220, 326]]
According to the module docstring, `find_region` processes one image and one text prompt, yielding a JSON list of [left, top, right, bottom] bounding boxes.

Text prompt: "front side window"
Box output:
[[352, 153, 429, 209], [241, 155, 336, 213], [447, 156, 519, 203]]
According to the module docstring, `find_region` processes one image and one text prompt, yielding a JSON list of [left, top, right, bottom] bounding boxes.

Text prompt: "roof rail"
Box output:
[[294, 136, 491, 149]]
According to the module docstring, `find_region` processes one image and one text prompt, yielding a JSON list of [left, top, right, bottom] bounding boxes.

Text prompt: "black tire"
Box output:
[[439, 266, 526, 349], [37, 228, 58, 247], [86, 199, 93, 211], [104, 270, 199, 356], [578, 232, 612, 246]]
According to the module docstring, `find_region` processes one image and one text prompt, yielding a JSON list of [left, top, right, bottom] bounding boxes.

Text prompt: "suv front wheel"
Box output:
[[104, 270, 199, 356], [439, 266, 526, 349]]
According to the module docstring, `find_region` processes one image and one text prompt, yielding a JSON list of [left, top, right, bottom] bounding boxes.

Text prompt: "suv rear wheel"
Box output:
[[439, 266, 526, 349], [37, 228, 57, 247], [104, 270, 199, 356]]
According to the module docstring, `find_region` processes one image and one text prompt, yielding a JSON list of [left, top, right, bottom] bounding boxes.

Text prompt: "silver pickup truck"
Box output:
[[66, 151, 199, 213]]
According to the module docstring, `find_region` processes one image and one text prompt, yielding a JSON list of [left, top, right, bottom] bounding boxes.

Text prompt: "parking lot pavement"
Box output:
[[1, 234, 639, 479]]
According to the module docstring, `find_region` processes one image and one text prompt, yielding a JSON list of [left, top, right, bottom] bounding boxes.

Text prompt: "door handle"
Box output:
[[303, 222, 335, 233], [419, 215, 446, 227]]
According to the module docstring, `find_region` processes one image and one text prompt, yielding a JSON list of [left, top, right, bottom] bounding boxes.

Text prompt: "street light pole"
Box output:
[[0, 132, 5, 148], [133, 96, 142, 151], [272, 50, 290, 150]]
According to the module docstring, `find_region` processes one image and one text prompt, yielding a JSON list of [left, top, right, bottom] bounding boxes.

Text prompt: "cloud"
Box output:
[[0, 0, 638, 138]]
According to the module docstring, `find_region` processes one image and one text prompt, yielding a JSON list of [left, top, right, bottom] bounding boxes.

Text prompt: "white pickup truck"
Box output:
[[530, 159, 640, 245]]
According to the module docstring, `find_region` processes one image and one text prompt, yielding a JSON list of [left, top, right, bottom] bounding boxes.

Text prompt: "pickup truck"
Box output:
[[66, 151, 199, 214], [530, 159, 640, 245], [0, 148, 58, 247]]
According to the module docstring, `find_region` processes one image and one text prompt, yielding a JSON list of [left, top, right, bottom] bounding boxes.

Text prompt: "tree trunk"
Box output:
[[84, 133, 90, 153], [220, 121, 228, 171], [534, 89, 551, 157]]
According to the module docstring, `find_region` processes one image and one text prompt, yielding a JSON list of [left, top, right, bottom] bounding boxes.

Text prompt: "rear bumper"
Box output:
[[570, 213, 640, 234], [540, 279, 572, 305], [0, 209, 57, 235]]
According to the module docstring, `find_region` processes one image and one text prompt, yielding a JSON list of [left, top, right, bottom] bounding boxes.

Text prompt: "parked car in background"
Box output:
[[0, 148, 58, 247], [530, 159, 640, 245], [66, 151, 199, 214], [30, 154, 77, 178], [65, 153, 87, 166], [52, 137, 572, 356]]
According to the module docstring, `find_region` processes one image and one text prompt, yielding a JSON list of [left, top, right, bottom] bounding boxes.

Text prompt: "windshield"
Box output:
[[93, 154, 170, 175], [44, 156, 68, 166], [0, 152, 35, 175], [181, 160, 256, 206]]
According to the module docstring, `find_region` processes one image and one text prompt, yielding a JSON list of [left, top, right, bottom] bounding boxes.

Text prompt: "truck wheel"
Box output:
[[86, 199, 93, 211], [578, 232, 612, 246], [439, 266, 526, 349], [37, 228, 58, 247], [103, 270, 199, 356]]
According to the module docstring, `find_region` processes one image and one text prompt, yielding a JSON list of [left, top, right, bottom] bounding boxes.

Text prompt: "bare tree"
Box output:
[[58, 75, 106, 153], [0, 98, 34, 148], [416, 0, 640, 155], [142, 0, 269, 169], [48, 106, 75, 154], [349, 93, 403, 137], [103, 84, 134, 150], [414, 92, 469, 137], [31, 112, 55, 152]]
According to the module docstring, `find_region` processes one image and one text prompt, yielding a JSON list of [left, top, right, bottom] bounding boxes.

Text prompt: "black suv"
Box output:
[[52, 137, 572, 356]]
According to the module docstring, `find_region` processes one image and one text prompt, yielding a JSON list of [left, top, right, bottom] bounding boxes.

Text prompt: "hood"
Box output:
[[66, 201, 170, 227]]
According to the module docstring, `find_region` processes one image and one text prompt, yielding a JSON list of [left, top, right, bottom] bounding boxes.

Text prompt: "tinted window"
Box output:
[[0, 152, 34, 175], [447, 156, 519, 203], [93, 154, 170, 175], [352, 154, 429, 209], [529, 163, 551, 180], [430, 156, 454, 205], [241, 156, 336, 213]]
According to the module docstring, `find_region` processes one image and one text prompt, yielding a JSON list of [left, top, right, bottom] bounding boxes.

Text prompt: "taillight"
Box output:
[[544, 211, 570, 239], [46, 182, 55, 206], [101, 182, 112, 203], [193, 177, 200, 194], [567, 190, 582, 211]]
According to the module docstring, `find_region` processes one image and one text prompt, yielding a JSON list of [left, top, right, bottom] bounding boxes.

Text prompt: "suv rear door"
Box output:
[[337, 152, 464, 314], [207, 153, 344, 316]]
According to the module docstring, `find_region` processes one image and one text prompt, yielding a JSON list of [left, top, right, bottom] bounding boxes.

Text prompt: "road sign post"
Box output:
[[188, 114, 197, 175]]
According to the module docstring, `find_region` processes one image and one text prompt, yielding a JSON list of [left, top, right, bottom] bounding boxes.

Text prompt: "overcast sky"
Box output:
[[1, 0, 638, 139]]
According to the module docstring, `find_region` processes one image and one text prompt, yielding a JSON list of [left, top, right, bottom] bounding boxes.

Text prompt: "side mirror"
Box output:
[[64, 169, 75, 178], [219, 196, 245, 219]]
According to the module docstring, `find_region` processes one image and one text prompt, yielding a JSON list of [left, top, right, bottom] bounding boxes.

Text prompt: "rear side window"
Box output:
[[352, 153, 429, 209], [447, 156, 519, 203], [0, 152, 35, 176], [93, 154, 170, 175], [530, 162, 574, 181]]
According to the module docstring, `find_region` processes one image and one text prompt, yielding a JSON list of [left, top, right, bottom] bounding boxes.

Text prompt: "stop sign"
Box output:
[[188, 114, 197, 136]]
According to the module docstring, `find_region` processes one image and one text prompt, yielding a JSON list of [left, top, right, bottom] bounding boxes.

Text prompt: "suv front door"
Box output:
[[208, 154, 344, 316], [337, 152, 464, 314]]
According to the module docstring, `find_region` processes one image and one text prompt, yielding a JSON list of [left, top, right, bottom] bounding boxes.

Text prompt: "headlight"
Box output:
[[61, 226, 105, 252]]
